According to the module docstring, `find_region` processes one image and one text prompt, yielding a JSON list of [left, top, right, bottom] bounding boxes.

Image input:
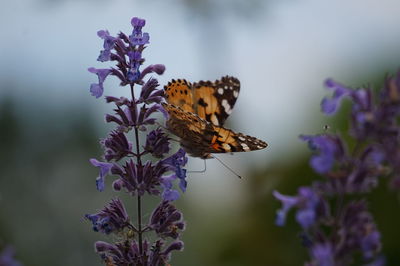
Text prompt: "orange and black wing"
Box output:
[[163, 79, 195, 113], [164, 76, 240, 126], [162, 103, 267, 159]]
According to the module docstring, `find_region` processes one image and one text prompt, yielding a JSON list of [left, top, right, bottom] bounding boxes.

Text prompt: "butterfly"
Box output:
[[162, 76, 267, 159]]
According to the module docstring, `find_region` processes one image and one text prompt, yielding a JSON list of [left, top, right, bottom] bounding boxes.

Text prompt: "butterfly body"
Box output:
[[162, 76, 267, 158]]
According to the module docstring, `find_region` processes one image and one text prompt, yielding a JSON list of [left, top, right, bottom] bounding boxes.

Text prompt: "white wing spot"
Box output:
[[241, 143, 250, 151], [222, 143, 231, 151], [218, 88, 224, 95], [233, 90, 239, 98], [221, 99, 232, 114], [257, 145, 265, 149], [238, 136, 246, 141], [210, 114, 219, 125]]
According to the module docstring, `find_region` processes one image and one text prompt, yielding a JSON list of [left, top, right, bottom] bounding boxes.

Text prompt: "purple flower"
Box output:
[[343, 146, 387, 193], [90, 159, 113, 191], [97, 30, 117, 62], [310, 243, 334, 266], [139, 64, 166, 82], [89, 83, 103, 99], [101, 130, 132, 161], [95, 240, 148, 265], [88, 17, 165, 96], [138, 77, 165, 104], [105, 96, 130, 106], [127, 62, 141, 82], [161, 185, 180, 201], [85, 198, 130, 234], [337, 201, 382, 262], [160, 174, 181, 201], [273, 187, 326, 229], [87, 17, 185, 265], [0, 246, 22, 266], [149, 201, 185, 239], [321, 79, 352, 115], [95, 239, 183, 265], [162, 148, 188, 192], [300, 134, 344, 174], [361, 231, 381, 259], [295, 187, 321, 228], [88, 67, 112, 98], [144, 128, 170, 158], [274, 74, 400, 265], [111, 160, 167, 196], [105, 102, 138, 129], [106, 101, 166, 130], [130, 17, 150, 46], [141, 149, 189, 201], [272, 190, 298, 226], [131, 17, 146, 32], [157, 240, 184, 261], [145, 240, 184, 265], [131, 31, 150, 46]]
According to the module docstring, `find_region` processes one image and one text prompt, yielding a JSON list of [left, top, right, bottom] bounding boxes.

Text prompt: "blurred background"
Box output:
[[1, 0, 400, 265]]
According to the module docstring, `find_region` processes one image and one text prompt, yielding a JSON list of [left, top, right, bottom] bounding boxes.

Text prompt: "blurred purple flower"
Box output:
[[274, 73, 400, 265], [310, 243, 334, 266], [300, 134, 344, 174], [321, 79, 352, 115], [338, 201, 382, 261], [273, 187, 326, 229], [0, 246, 22, 266], [272, 190, 298, 226]]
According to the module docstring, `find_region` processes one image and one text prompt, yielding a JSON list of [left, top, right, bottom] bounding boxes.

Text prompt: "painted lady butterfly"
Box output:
[[162, 76, 267, 159]]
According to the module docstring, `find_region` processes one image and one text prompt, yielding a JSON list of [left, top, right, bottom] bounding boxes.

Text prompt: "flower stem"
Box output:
[[137, 194, 143, 253], [131, 83, 143, 254]]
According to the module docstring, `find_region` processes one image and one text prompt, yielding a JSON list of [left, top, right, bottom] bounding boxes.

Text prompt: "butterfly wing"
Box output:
[[163, 79, 195, 113], [162, 103, 267, 159], [164, 76, 240, 126], [192, 76, 240, 126], [206, 125, 268, 155]]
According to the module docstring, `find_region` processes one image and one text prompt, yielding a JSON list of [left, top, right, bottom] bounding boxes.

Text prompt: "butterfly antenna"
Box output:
[[211, 155, 242, 179], [188, 159, 207, 173]]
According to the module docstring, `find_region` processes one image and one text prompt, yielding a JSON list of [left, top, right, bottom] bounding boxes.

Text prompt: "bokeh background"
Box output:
[[1, 0, 400, 265]]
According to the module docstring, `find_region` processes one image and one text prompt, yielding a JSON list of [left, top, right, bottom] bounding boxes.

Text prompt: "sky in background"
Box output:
[[2, 0, 400, 221]]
